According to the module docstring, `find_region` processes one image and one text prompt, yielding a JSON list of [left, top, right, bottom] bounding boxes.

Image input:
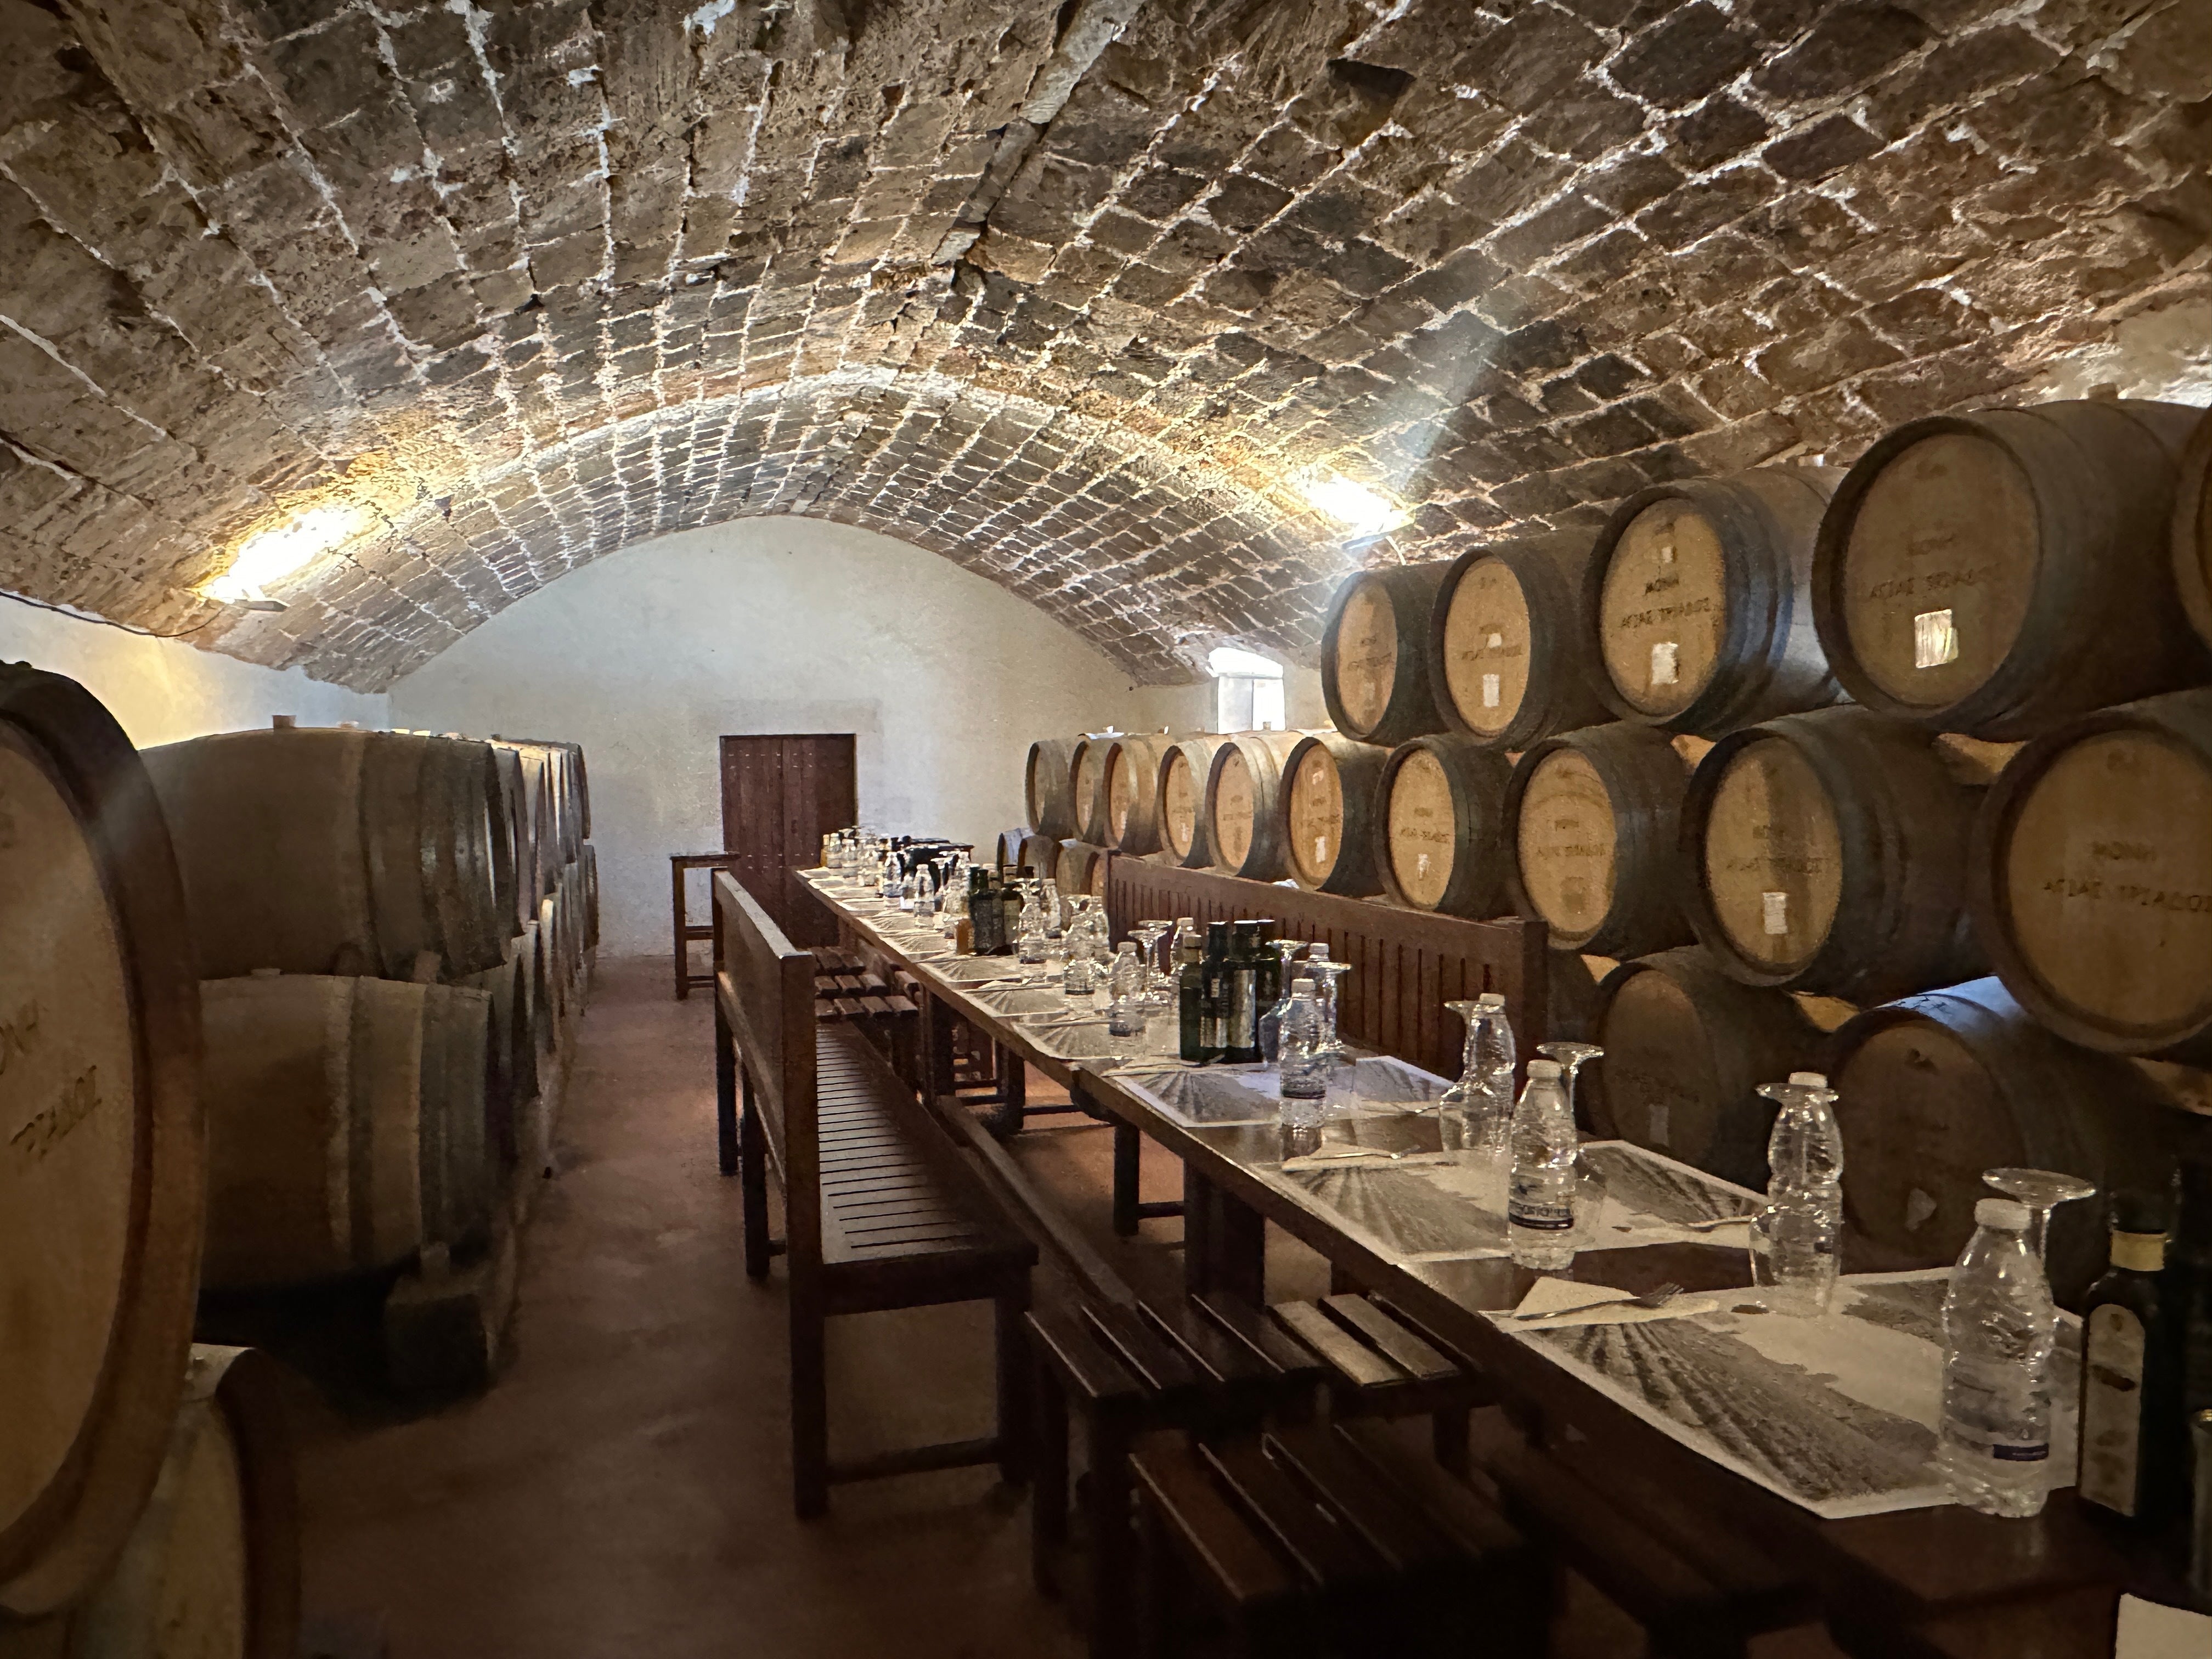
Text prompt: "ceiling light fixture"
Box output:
[[1297, 471, 1410, 537], [202, 504, 364, 608]]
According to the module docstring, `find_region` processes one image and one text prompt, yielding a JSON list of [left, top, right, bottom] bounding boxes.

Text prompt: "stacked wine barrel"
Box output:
[[1015, 396, 2212, 1278], [0, 665, 299, 1653]]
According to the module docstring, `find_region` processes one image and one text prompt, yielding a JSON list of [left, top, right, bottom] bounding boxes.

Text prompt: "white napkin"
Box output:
[[1498, 1277, 1719, 1329], [2118, 1596, 2212, 1659], [1280, 1150, 1459, 1173]]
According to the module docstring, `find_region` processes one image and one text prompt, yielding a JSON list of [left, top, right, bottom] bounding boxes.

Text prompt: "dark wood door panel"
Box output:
[[721, 735, 856, 947]]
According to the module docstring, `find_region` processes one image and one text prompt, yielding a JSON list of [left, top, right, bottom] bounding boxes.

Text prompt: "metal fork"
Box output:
[[1514, 1282, 1683, 1322]]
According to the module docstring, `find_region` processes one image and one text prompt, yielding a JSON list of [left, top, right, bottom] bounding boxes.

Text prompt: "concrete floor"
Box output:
[[289, 955, 1252, 1659]]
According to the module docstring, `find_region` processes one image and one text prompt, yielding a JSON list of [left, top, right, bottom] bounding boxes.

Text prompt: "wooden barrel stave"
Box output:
[[1584, 467, 1842, 737], [1583, 947, 1827, 1190], [1156, 737, 1231, 868], [1204, 730, 1308, 881], [1429, 532, 1612, 749], [1280, 733, 1389, 896], [1068, 738, 1116, 845], [1104, 735, 1173, 854], [1813, 399, 2209, 738], [0, 666, 203, 1616], [1681, 706, 1985, 1001], [1025, 739, 1080, 842], [1506, 724, 1693, 957], [1322, 564, 1452, 747], [1376, 736, 1515, 918]]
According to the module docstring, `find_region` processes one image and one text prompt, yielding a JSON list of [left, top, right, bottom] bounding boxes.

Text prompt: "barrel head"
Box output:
[[1701, 736, 1842, 973], [1387, 747, 1455, 910], [1515, 749, 1616, 945], [1598, 499, 1727, 719], [1440, 557, 1531, 738]]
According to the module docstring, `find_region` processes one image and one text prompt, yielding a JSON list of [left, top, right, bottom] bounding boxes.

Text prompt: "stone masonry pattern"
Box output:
[[0, 0, 2207, 689]]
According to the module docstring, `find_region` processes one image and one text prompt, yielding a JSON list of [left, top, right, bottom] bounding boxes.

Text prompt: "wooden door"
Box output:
[[719, 735, 857, 946]]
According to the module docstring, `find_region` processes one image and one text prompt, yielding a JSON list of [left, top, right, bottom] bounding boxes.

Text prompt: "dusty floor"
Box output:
[[288, 955, 1308, 1659]]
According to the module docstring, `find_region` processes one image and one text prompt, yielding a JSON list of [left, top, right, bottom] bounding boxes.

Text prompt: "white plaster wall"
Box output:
[[0, 596, 386, 746], [388, 519, 1195, 956]]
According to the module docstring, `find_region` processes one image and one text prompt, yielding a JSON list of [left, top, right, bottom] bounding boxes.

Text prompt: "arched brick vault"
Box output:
[[0, 0, 2207, 691]]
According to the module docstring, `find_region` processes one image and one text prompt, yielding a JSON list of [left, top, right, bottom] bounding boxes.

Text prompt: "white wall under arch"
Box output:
[[387, 517, 1198, 956]]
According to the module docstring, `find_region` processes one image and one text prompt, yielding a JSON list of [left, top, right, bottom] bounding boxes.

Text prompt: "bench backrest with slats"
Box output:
[[714, 870, 820, 1265], [1107, 856, 1549, 1081]]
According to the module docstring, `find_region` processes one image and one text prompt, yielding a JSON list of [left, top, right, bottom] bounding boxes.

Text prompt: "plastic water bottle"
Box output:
[[1940, 1198, 2058, 1517], [1750, 1071, 1844, 1316], [1508, 1059, 1578, 1269], [1276, 978, 1326, 1128], [1108, 942, 1146, 1037]]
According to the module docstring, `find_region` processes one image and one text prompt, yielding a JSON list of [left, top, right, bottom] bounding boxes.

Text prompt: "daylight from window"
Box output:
[[1209, 645, 1285, 733]]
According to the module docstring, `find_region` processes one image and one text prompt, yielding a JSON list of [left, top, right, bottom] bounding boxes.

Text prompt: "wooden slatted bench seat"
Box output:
[[713, 871, 1037, 1517]]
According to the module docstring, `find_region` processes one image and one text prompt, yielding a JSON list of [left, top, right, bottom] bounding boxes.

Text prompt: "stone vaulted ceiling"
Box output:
[[0, 0, 2207, 690]]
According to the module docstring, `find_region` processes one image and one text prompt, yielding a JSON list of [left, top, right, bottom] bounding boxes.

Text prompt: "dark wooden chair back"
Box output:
[[714, 870, 820, 1262], [1107, 858, 1550, 1081]]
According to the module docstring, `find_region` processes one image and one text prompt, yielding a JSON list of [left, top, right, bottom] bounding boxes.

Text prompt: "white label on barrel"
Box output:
[[1914, 608, 1959, 669], [1314, 834, 1328, 865], [1763, 890, 1788, 935], [1416, 852, 1430, 879], [1486, 631, 1503, 648], [1906, 1188, 1937, 1231], [1649, 1101, 1669, 1146], [1649, 641, 1678, 688], [1482, 673, 1500, 709], [1656, 530, 1675, 566]]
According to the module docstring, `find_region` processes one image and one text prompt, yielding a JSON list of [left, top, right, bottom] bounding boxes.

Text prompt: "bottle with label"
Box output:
[[2079, 1191, 2181, 1524], [2165, 1160, 2212, 1419], [967, 868, 996, 955], [1940, 1198, 2057, 1518], [1259, 940, 1304, 1063], [1199, 922, 1232, 1062], [1277, 978, 1326, 1129], [1250, 920, 1282, 1017], [1507, 1059, 1578, 1269], [1108, 943, 1147, 1039], [1176, 935, 1210, 1063], [997, 879, 1024, 957], [1223, 921, 1264, 1063]]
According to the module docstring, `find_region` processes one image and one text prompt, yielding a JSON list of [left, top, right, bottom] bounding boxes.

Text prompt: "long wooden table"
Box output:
[[799, 871, 2159, 1658]]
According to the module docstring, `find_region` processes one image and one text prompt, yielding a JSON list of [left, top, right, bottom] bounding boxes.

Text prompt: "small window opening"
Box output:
[[1210, 647, 1286, 733]]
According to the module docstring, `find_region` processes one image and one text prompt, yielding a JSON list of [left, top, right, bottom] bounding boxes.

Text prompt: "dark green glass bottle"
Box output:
[[969, 868, 998, 955], [1198, 921, 1231, 1061], [1177, 935, 1209, 1063], [1251, 919, 1282, 1017], [2081, 1190, 2182, 1524], [1224, 920, 1263, 1062]]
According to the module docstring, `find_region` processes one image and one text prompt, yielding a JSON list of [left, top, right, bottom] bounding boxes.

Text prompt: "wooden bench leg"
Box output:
[[790, 1277, 830, 1520], [996, 1284, 1032, 1486], [1090, 1415, 1136, 1659], [714, 1005, 738, 1176], [1215, 1189, 1265, 1307], [740, 1069, 771, 1280], [1114, 1123, 1142, 1236], [1032, 1351, 1069, 1596], [1136, 1489, 1175, 1659]]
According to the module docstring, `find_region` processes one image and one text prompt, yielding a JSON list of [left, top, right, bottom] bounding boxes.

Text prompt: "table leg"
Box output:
[[982, 1040, 1026, 1139], [1114, 1124, 1142, 1237], [1214, 1188, 1265, 1306], [1183, 1164, 1215, 1296]]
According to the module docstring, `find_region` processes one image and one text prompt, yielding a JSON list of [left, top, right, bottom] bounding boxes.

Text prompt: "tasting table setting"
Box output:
[[797, 867, 2166, 1659]]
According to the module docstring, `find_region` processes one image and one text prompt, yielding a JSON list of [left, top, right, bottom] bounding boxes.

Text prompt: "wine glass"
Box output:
[[1132, 919, 1171, 997], [1439, 996, 1513, 1152], [1982, 1168, 2097, 1266], [1537, 1042, 1602, 1127], [1305, 959, 1355, 1115], [1259, 940, 1305, 1062]]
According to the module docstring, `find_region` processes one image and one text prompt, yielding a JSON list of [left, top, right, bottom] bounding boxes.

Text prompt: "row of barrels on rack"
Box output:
[[1313, 398, 2212, 754], [0, 663, 296, 1651]]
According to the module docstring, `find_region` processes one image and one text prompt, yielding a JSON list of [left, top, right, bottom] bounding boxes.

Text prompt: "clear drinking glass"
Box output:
[[1537, 1042, 1602, 1125], [1041, 879, 1063, 941], [1132, 919, 1171, 997], [1440, 996, 1515, 1154], [1982, 1169, 2098, 1266], [1304, 959, 1354, 1116], [1259, 940, 1305, 1063]]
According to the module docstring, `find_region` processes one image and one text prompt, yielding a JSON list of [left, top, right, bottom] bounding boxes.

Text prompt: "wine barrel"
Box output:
[[1017, 833, 1060, 881], [0, 1346, 300, 1659], [1025, 738, 1080, 841], [489, 747, 533, 932], [994, 828, 1028, 872], [1204, 730, 1308, 881], [198, 975, 495, 1290], [1375, 736, 1515, 918], [144, 729, 514, 981], [1506, 725, 1692, 956], [0, 665, 202, 1617], [1680, 706, 1984, 1001], [1156, 736, 1231, 868], [1321, 563, 1451, 747], [582, 842, 599, 952], [1829, 980, 2178, 1301], [1583, 947, 1827, 1190], [1812, 399, 2209, 737], [1104, 735, 1174, 854], [1583, 468, 1842, 737], [1069, 737, 1118, 844], [1970, 687, 2212, 1060], [1280, 733, 1389, 896], [461, 949, 532, 1168], [1429, 533, 1612, 749], [1057, 840, 1111, 899]]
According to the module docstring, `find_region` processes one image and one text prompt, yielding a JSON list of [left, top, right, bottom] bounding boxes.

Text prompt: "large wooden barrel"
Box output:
[[0, 666, 203, 1617], [1428, 533, 1612, 749], [1506, 725, 1692, 956], [1583, 469, 1841, 737], [1680, 707, 1984, 1001], [1156, 737, 1231, 868], [0, 1346, 300, 1659], [1056, 840, 1111, 899], [1375, 736, 1515, 918], [198, 975, 495, 1290], [994, 828, 1028, 872], [1830, 980, 2182, 1301], [1104, 735, 1175, 854], [582, 842, 599, 952], [488, 747, 533, 933], [1279, 733, 1389, 896], [1970, 687, 2212, 1060], [144, 729, 515, 981], [1204, 730, 1308, 881], [1024, 738, 1080, 841], [462, 949, 532, 1169], [1583, 948, 1827, 1189], [1812, 399, 2208, 738], [1321, 564, 1451, 747], [1017, 833, 1060, 881]]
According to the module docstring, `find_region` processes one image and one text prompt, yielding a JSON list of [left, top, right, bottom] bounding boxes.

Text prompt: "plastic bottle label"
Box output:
[[1508, 1201, 1575, 1232], [2079, 1304, 2146, 1515]]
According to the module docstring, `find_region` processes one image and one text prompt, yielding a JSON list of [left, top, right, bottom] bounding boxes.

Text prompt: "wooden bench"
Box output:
[[712, 871, 1037, 1517]]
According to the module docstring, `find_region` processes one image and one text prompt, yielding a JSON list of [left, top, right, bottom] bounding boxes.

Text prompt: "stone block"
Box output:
[[1752, 2, 1933, 102], [1610, 3, 1760, 108]]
